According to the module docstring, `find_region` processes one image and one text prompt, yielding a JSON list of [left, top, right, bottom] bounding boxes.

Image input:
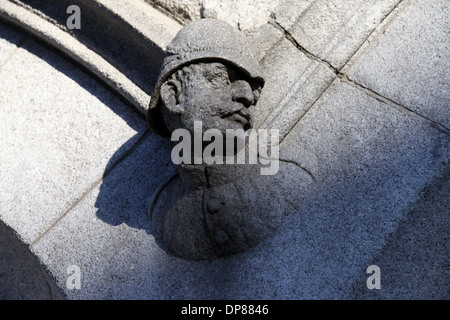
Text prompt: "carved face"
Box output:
[[160, 62, 261, 135]]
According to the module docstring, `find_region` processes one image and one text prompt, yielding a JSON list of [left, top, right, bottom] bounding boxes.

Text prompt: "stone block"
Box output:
[[348, 165, 449, 299], [149, 0, 283, 31], [278, 79, 449, 297], [347, 0, 450, 129]]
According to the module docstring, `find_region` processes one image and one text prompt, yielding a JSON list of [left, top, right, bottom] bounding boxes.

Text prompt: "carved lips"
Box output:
[[221, 103, 251, 127]]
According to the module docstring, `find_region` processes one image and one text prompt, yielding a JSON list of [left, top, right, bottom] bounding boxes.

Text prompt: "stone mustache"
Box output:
[[147, 19, 314, 260]]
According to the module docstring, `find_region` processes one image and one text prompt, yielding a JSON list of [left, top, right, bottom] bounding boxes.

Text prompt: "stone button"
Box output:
[[207, 198, 222, 214], [214, 230, 230, 245]]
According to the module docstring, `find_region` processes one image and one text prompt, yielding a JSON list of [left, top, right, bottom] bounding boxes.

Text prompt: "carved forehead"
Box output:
[[173, 62, 227, 77], [176, 62, 232, 74], [171, 61, 251, 85], [203, 62, 228, 75]]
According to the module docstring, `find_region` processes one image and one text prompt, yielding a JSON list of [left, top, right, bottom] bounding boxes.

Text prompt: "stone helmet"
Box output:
[[147, 18, 265, 137]]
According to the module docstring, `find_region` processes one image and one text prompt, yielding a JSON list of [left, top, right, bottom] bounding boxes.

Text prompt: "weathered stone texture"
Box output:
[[148, 0, 281, 30], [347, 0, 450, 129]]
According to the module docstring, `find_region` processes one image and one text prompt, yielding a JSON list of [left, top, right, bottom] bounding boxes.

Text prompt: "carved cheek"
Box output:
[[206, 89, 233, 112], [184, 77, 233, 121]]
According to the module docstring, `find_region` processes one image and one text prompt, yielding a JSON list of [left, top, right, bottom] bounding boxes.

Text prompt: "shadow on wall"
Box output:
[[3, 22, 171, 235], [347, 164, 450, 300], [94, 131, 176, 234], [17, 0, 162, 94], [0, 220, 65, 300]]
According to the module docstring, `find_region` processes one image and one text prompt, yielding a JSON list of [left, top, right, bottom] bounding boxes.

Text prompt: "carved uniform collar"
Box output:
[[178, 161, 262, 192]]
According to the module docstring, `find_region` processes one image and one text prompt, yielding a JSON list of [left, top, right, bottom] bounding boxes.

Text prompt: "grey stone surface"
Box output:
[[31, 134, 178, 299], [283, 79, 449, 191], [0, 220, 65, 299], [147, 0, 204, 23], [279, 79, 449, 298], [0, 23, 146, 244], [13, 0, 180, 94], [270, 0, 313, 30], [247, 22, 284, 63], [201, 0, 281, 31], [272, 0, 403, 70], [347, 0, 450, 129]]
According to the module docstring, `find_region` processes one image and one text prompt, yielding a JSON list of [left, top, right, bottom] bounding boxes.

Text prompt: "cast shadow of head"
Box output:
[[93, 130, 176, 235]]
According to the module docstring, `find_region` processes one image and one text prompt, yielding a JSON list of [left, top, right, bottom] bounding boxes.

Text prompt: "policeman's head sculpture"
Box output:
[[147, 18, 265, 139]]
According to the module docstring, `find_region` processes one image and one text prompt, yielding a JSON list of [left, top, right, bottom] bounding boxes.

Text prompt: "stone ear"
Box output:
[[160, 79, 183, 115]]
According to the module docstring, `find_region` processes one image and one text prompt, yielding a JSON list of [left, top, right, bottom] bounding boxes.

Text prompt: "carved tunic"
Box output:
[[149, 157, 314, 260]]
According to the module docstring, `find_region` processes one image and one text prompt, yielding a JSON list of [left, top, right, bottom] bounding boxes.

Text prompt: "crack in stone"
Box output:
[[340, 75, 450, 135], [268, 0, 448, 137], [341, 0, 411, 75], [204, 165, 211, 189], [269, 18, 340, 76]]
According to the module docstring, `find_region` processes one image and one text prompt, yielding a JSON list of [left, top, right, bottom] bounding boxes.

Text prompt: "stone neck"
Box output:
[[177, 161, 261, 192]]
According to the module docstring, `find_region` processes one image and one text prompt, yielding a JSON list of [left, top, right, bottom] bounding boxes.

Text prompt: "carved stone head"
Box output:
[[147, 18, 265, 137]]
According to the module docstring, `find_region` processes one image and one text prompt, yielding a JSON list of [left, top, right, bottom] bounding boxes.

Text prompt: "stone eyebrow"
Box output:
[[204, 63, 229, 80]]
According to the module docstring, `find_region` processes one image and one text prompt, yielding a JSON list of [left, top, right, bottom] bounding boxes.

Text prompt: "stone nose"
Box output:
[[231, 80, 254, 107]]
